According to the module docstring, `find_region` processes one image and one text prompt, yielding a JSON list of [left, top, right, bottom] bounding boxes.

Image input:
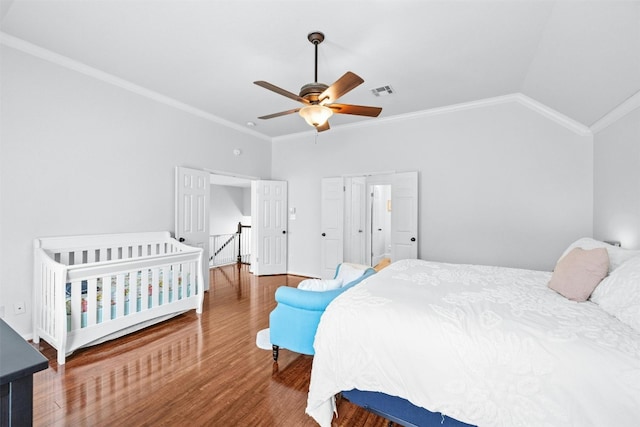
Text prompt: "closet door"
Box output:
[[391, 171, 418, 261], [175, 166, 210, 291], [320, 177, 344, 278], [345, 177, 366, 265]]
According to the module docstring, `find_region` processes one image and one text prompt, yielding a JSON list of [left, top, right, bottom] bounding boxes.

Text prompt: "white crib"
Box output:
[[33, 231, 204, 365]]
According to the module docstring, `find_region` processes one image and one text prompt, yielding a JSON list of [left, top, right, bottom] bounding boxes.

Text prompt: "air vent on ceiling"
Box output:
[[371, 85, 394, 97]]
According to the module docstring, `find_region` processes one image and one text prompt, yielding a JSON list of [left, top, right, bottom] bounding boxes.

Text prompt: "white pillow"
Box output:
[[560, 237, 640, 272], [297, 278, 343, 292], [591, 255, 640, 333], [335, 264, 367, 286]]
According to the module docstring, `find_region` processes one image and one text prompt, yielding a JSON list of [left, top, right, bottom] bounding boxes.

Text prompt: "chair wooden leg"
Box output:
[[272, 345, 279, 362]]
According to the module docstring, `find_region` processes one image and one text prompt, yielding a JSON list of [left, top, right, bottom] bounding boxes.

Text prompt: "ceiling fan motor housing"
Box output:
[[299, 83, 329, 103]]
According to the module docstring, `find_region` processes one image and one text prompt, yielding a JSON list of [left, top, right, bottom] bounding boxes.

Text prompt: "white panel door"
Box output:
[[175, 166, 210, 291], [252, 180, 287, 276], [320, 177, 344, 279], [391, 171, 418, 262], [345, 177, 366, 264]]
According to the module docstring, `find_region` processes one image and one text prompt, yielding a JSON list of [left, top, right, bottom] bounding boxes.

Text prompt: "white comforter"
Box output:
[[306, 259, 640, 427]]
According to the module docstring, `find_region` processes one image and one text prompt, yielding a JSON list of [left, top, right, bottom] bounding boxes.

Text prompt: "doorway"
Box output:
[[321, 171, 417, 275], [370, 184, 391, 267], [209, 174, 253, 268]]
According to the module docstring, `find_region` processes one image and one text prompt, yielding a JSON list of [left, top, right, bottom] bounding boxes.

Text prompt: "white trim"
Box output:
[[0, 32, 271, 142], [513, 94, 592, 137], [273, 96, 519, 142], [590, 90, 640, 134], [204, 169, 261, 181], [286, 270, 317, 279], [2, 31, 597, 140], [341, 170, 396, 178], [272, 93, 592, 142]]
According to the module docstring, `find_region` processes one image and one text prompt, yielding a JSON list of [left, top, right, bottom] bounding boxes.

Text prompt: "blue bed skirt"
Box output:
[[342, 389, 475, 427]]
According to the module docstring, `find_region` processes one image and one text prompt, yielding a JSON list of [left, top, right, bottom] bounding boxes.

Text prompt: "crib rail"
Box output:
[[33, 232, 204, 365]]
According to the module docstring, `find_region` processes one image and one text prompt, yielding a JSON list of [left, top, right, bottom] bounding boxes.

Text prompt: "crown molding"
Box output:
[[273, 93, 592, 141], [0, 32, 271, 142], [590, 90, 640, 134], [512, 94, 592, 137], [3, 32, 595, 141], [273, 96, 519, 142]]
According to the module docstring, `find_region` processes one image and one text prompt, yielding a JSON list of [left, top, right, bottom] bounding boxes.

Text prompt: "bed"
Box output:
[[33, 231, 204, 365], [306, 240, 640, 427]]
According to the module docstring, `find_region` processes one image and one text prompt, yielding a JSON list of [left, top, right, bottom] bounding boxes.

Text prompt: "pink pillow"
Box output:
[[548, 247, 609, 302]]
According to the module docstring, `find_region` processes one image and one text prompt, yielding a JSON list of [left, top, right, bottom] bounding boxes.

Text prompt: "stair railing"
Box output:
[[210, 222, 252, 267]]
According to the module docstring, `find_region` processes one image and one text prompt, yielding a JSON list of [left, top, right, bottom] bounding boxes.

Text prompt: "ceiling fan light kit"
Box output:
[[254, 31, 382, 132], [299, 105, 333, 127]]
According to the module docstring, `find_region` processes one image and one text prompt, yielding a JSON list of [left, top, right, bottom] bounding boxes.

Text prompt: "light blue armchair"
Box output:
[[269, 263, 376, 361]]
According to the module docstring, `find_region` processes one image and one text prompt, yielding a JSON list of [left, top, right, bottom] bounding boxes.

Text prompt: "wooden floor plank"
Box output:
[[31, 264, 390, 426]]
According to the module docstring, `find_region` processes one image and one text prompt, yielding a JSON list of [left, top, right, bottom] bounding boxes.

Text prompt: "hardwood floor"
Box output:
[[31, 264, 389, 426]]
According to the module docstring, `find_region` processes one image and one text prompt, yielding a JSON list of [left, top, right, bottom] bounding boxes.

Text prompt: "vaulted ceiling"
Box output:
[[1, 0, 639, 139]]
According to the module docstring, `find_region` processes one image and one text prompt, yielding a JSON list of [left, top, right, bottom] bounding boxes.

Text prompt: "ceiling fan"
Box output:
[[254, 31, 382, 132]]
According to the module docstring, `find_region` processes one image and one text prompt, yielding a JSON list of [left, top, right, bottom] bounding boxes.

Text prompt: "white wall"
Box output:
[[0, 46, 270, 336], [593, 107, 640, 248], [273, 101, 593, 277], [209, 185, 250, 235], [0, 44, 603, 337]]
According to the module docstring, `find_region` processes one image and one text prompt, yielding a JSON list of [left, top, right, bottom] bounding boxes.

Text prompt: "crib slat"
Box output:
[[189, 261, 197, 296], [173, 264, 179, 301], [71, 280, 82, 331], [162, 266, 171, 305], [102, 275, 112, 321], [173, 264, 181, 301], [95, 248, 106, 262], [86, 278, 98, 326], [140, 269, 149, 311], [130, 270, 139, 313], [116, 273, 126, 318], [151, 267, 160, 308], [179, 263, 187, 300]]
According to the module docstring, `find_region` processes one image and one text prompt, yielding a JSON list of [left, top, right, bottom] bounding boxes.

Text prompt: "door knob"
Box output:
[[178, 237, 185, 242], [410, 237, 416, 242], [321, 233, 326, 237], [358, 230, 363, 233], [282, 230, 287, 234]]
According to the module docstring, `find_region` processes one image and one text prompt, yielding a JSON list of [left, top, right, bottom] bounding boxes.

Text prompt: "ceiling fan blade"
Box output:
[[257, 108, 301, 120], [327, 103, 382, 117], [254, 81, 310, 105], [319, 71, 364, 104], [316, 121, 330, 132]]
